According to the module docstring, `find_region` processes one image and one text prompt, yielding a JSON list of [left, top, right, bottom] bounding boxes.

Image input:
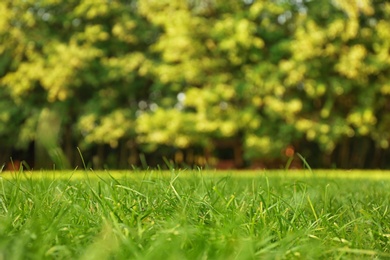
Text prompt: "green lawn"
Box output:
[[0, 169, 389, 259]]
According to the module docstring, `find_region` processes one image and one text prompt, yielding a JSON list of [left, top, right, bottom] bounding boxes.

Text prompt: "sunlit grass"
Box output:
[[0, 169, 389, 259], [2, 168, 390, 180]]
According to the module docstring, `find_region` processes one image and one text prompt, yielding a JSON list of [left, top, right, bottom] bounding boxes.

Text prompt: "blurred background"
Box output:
[[1, 0, 390, 170]]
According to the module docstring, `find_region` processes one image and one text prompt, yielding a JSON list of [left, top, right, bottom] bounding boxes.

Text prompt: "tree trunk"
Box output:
[[64, 122, 74, 168], [338, 138, 350, 169]]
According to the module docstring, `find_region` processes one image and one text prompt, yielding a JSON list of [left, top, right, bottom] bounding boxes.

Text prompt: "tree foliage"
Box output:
[[1, 0, 390, 168]]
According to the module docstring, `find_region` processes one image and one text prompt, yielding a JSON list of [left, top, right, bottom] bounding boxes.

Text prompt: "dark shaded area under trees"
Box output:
[[1, 0, 390, 170]]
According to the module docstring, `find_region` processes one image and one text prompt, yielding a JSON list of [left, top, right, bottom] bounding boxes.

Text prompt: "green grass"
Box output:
[[0, 169, 389, 259]]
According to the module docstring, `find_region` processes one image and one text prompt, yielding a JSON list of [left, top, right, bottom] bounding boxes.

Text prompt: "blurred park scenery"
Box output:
[[1, 0, 390, 170]]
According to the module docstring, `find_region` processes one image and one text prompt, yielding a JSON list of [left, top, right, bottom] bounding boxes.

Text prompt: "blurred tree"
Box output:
[[136, 0, 303, 166], [136, 0, 390, 168], [281, 0, 390, 167], [1, 0, 390, 169], [0, 0, 158, 168]]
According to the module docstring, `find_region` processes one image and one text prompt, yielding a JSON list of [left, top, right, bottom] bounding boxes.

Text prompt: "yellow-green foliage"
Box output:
[[1, 0, 390, 166]]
